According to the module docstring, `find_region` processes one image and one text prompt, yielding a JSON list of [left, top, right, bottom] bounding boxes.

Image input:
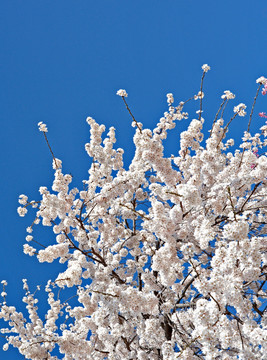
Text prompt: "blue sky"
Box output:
[[1, 1, 267, 358]]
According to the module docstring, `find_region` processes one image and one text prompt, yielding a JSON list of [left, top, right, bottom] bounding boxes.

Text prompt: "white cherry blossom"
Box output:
[[1, 68, 267, 359]]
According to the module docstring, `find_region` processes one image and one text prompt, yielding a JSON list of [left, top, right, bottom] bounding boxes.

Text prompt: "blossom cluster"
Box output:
[[38, 121, 48, 132], [256, 76, 267, 95], [1, 65, 267, 359], [116, 89, 128, 97]]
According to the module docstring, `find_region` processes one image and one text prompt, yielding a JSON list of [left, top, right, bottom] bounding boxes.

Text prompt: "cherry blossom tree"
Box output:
[[1, 65, 267, 359]]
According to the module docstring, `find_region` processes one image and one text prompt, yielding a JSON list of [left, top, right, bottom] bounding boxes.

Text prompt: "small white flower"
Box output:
[[202, 64, 210, 72], [194, 91, 204, 100], [221, 90, 235, 100], [256, 76, 267, 84], [120, 248, 128, 257], [166, 93, 174, 105], [116, 89, 128, 97], [1, 280, 7, 286], [39, 186, 48, 195], [18, 194, 28, 205], [23, 244, 36, 256], [17, 206, 27, 217], [38, 121, 48, 132], [86, 116, 94, 125], [233, 103, 247, 117]]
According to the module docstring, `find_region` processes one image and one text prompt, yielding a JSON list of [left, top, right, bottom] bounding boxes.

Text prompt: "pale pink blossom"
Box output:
[[2, 70, 267, 359]]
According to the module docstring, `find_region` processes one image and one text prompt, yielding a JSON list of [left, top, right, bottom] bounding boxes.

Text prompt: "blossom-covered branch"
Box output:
[[1, 66, 267, 360]]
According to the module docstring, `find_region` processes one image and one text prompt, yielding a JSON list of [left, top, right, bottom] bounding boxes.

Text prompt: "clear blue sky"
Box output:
[[1, 1, 267, 358]]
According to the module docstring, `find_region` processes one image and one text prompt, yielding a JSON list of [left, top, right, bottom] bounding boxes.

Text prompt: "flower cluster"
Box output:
[[116, 89, 128, 97], [201, 64, 210, 72], [38, 121, 48, 132], [256, 76, 267, 95], [1, 65, 267, 359], [233, 102, 247, 116], [221, 90, 235, 100]]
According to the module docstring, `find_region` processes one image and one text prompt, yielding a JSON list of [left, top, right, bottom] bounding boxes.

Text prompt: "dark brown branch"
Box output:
[[239, 182, 262, 213], [176, 275, 198, 306], [122, 96, 142, 133], [224, 307, 243, 324], [42, 132, 59, 168]]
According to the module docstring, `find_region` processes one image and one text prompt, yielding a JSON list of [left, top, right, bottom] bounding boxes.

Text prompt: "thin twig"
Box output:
[[220, 98, 229, 120], [217, 112, 238, 149], [209, 98, 227, 138], [247, 84, 262, 132], [42, 132, 59, 168], [198, 71, 206, 121], [239, 182, 262, 213], [227, 186, 237, 221], [122, 96, 142, 133], [176, 275, 198, 306], [237, 321, 244, 350], [238, 84, 262, 168]]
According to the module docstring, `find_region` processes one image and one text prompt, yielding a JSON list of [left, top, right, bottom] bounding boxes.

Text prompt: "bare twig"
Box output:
[[209, 98, 227, 138], [122, 96, 142, 133], [247, 83, 262, 132], [198, 71, 206, 121], [217, 113, 239, 149], [42, 132, 60, 169]]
